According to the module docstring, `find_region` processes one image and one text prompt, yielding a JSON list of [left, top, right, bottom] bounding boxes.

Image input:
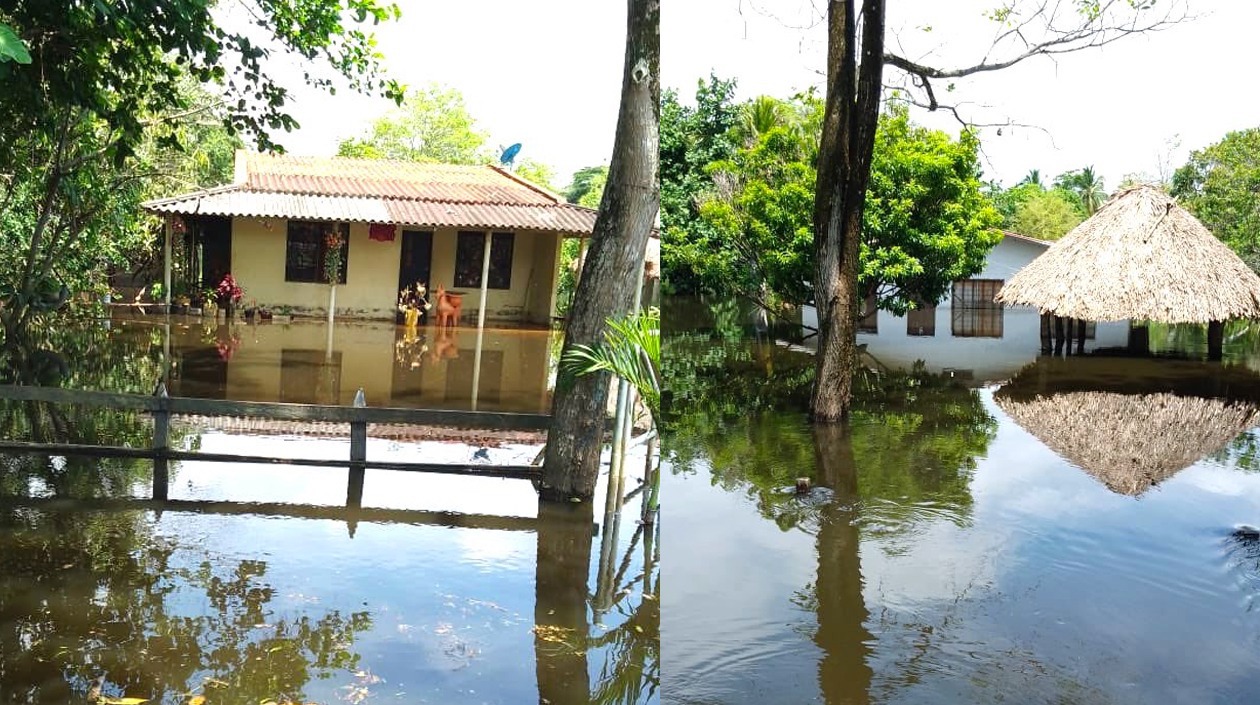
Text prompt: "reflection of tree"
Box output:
[[0, 507, 371, 704], [589, 521, 660, 705], [665, 332, 999, 705], [535, 500, 660, 705], [0, 323, 186, 499], [666, 332, 996, 537]]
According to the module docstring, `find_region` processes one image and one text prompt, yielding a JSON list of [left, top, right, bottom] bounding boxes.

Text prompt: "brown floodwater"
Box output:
[[0, 314, 658, 704], [126, 312, 559, 413], [662, 315, 1260, 705]]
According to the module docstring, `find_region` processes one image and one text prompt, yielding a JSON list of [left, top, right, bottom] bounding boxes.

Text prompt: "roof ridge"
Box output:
[[141, 182, 244, 208], [487, 165, 563, 204]]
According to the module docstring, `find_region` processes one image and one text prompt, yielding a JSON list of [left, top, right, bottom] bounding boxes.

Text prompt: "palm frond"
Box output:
[[561, 308, 661, 424]]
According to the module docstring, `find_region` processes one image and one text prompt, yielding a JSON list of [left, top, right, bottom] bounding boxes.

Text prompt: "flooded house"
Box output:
[[144, 151, 599, 323], [802, 230, 1130, 381]]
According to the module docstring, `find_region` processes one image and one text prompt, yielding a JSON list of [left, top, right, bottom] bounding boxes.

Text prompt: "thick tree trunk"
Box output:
[[810, 0, 886, 422], [541, 0, 659, 501]]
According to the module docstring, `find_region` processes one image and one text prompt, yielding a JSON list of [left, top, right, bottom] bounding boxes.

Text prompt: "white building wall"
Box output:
[[802, 235, 1131, 382]]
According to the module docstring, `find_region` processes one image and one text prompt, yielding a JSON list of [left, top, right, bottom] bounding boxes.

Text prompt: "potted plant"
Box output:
[[214, 273, 244, 319]]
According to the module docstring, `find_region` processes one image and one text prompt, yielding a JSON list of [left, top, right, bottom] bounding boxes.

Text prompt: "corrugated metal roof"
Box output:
[[143, 152, 599, 234], [240, 152, 559, 205], [146, 189, 599, 234]]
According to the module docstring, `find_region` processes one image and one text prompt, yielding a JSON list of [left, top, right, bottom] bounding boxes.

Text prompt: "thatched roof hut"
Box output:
[[996, 185, 1260, 323], [993, 390, 1260, 496]]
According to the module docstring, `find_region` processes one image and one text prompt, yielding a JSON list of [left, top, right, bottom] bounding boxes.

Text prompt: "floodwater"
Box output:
[[662, 308, 1260, 705], [0, 314, 658, 704], [122, 312, 557, 413]]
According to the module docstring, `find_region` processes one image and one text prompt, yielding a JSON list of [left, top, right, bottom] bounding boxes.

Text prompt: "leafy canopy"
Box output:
[[1171, 127, 1260, 272], [698, 97, 1002, 314], [337, 84, 489, 164]]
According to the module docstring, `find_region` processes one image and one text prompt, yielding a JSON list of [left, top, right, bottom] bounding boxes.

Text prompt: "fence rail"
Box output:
[[0, 383, 550, 505]]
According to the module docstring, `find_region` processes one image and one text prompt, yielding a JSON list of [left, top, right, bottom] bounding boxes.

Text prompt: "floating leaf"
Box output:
[[101, 699, 149, 705], [188, 697, 206, 705]]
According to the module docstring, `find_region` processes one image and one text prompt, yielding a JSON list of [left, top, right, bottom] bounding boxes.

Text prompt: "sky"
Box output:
[[267, 0, 626, 188], [268, 0, 1258, 193], [663, 0, 1260, 190]]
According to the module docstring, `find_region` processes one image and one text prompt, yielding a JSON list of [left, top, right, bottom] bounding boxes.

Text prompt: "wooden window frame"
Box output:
[[285, 221, 349, 284], [455, 231, 515, 290], [857, 291, 878, 334], [906, 301, 937, 336], [951, 279, 1004, 338]]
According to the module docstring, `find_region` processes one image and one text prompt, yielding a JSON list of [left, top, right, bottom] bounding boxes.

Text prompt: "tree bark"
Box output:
[[541, 0, 659, 501], [810, 0, 886, 422]]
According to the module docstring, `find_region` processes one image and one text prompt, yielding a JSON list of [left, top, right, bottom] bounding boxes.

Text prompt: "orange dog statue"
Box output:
[[435, 284, 461, 328]]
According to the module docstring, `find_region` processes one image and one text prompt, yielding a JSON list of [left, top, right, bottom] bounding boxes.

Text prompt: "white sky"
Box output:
[[271, 0, 1257, 192], [663, 0, 1260, 190], [270, 0, 626, 187]]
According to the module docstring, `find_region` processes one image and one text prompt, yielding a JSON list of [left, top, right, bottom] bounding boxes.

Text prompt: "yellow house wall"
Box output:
[[230, 218, 563, 323], [426, 228, 561, 324]]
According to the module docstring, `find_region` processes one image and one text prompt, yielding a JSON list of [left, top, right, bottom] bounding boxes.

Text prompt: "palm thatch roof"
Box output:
[[996, 185, 1260, 323], [994, 390, 1260, 496]]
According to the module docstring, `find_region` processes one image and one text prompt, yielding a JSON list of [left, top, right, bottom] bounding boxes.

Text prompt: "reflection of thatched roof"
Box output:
[[996, 185, 1260, 323], [994, 391, 1260, 496]]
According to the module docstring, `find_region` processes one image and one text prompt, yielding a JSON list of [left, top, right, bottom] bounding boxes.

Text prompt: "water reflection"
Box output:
[[996, 356, 1260, 495], [664, 326, 1260, 705], [56, 313, 561, 413]]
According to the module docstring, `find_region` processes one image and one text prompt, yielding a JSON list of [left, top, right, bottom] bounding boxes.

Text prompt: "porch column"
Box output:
[[470, 231, 493, 411], [163, 219, 172, 310], [477, 231, 492, 330]]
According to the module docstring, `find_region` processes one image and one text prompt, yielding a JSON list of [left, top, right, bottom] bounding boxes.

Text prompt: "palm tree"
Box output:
[[1077, 165, 1107, 214], [1019, 168, 1043, 188], [733, 95, 791, 146], [561, 308, 660, 424]]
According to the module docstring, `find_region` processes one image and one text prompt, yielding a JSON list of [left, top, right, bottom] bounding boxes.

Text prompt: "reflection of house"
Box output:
[[803, 231, 1129, 381], [144, 151, 600, 323], [167, 319, 554, 414]]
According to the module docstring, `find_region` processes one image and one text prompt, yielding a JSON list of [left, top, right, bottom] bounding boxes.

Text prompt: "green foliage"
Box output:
[[663, 328, 995, 535], [515, 159, 557, 191], [1007, 186, 1086, 241], [1054, 165, 1107, 214], [137, 79, 243, 194], [562, 309, 661, 424], [696, 98, 1002, 314], [660, 75, 741, 295], [337, 84, 488, 164], [0, 0, 401, 335], [566, 165, 609, 208], [1171, 127, 1260, 271], [0, 22, 30, 64]]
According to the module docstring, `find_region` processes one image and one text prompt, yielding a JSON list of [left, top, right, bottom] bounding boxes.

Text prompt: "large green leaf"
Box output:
[[0, 24, 31, 64]]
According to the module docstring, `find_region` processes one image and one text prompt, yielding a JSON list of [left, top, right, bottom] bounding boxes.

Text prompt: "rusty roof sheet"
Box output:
[[240, 152, 559, 205], [142, 152, 601, 234], [145, 188, 599, 234]]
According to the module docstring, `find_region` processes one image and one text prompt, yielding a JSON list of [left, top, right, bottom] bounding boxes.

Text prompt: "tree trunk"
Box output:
[[541, 0, 659, 501], [810, 0, 886, 422]]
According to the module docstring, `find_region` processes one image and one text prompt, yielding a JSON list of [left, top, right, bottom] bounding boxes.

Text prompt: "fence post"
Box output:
[[347, 388, 367, 508], [152, 382, 170, 501]]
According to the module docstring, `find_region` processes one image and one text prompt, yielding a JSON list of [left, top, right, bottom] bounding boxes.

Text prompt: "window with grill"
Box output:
[[285, 221, 348, 284], [857, 291, 878, 334], [906, 302, 937, 336], [455, 231, 514, 289], [951, 279, 1004, 338]]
